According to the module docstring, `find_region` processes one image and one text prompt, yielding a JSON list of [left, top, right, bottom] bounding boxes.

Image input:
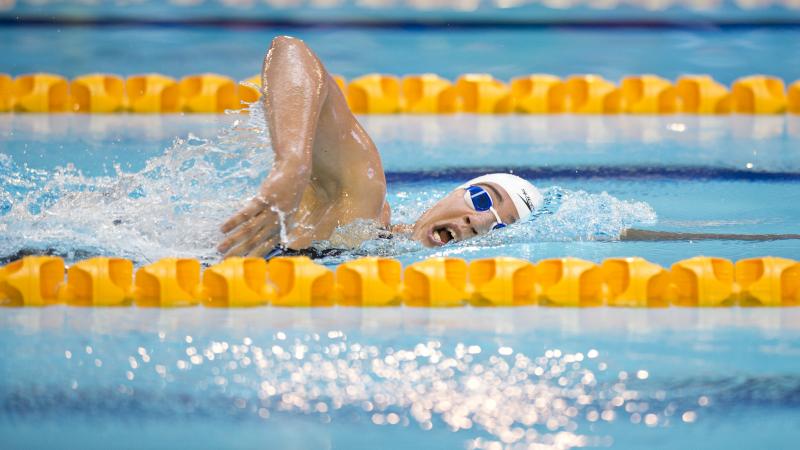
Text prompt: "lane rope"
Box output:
[[1, 72, 798, 114], [1, 255, 798, 308]]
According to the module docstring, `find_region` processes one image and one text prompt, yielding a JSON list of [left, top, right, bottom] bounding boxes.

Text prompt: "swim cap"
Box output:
[[459, 173, 543, 221]]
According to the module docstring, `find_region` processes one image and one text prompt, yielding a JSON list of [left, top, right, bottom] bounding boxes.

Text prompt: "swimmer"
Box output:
[[218, 36, 799, 258], [217, 36, 535, 257]]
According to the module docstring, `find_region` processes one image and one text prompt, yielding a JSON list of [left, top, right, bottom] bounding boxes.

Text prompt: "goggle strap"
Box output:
[[489, 206, 505, 229]]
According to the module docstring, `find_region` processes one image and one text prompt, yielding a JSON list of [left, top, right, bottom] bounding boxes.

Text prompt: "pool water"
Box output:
[[3, 20, 800, 450], [1, 308, 800, 450], [3, 26, 800, 84], [2, 111, 799, 267], [2, 111, 800, 449]]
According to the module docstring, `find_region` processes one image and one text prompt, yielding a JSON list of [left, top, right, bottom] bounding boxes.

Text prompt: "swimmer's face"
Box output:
[[411, 182, 519, 248]]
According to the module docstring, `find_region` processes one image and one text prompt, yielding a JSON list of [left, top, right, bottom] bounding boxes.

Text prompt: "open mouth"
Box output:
[[431, 226, 457, 245]]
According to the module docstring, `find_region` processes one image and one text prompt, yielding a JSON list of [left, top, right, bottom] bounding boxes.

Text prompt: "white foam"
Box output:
[[1, 104, 273, 265]]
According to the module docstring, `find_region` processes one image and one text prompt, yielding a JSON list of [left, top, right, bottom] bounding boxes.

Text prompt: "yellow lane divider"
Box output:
[[0, 72, 798, 114], [1, 255, 798, 308]]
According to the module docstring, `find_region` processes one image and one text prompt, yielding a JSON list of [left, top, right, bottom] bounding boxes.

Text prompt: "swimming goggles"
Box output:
[[463, 185, 506, 231]]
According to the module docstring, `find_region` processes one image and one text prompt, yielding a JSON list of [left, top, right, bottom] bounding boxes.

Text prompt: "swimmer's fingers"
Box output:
[[218, 208, 272, 254], [247, 236, 280, 258], [222, 214, 280, 257], [218, 222, 254, 254], [220, 197, 268, 234], [226, 224, 279, 258]]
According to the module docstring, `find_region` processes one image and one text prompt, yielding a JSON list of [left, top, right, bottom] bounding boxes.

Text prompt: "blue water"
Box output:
[[1, 308, 800, 450], [3, 20, 800, 450], [2, 26, 800, 84], [2, 120, 800, 445], [3, 0, 800, 23], [2, 113, 800, 267]]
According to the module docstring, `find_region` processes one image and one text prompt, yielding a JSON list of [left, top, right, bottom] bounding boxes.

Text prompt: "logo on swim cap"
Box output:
[[517, 192, 534, 212]]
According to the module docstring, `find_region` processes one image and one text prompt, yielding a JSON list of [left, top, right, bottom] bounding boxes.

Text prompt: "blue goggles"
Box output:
[[463, 185, 506, 231]]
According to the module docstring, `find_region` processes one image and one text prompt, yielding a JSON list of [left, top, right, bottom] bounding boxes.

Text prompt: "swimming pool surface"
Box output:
[[2, 112, 799, 449], [2, 308, 799, 450], [3, 26, 800, 84], [2, 113, 799, 267], [3, 19, 800, 450]]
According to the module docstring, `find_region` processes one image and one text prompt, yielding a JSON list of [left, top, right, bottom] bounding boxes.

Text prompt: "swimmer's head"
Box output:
[[411, 173, 542, 248]]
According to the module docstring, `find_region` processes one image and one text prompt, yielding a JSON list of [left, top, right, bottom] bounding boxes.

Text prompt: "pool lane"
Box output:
[[2, 25, 800, 84], [3, 115, 799, 173], [2, 114, 799, 267]]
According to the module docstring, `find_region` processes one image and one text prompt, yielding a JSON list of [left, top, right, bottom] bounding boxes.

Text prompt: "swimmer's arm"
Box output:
[[257, 36, 328, 209], [219, 36, 329, 256], [621, 228, 800, 241]]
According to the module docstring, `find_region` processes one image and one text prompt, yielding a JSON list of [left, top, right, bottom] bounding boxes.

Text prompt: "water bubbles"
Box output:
[[527, 187, 657, 242]]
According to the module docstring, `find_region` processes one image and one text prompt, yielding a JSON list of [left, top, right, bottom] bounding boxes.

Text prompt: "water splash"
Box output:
[[1, 106, 656, 265], [0, 104, 273, 265]]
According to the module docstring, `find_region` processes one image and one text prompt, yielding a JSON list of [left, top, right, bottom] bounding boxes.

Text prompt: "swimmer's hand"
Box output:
[[217, 177, 297, 257]]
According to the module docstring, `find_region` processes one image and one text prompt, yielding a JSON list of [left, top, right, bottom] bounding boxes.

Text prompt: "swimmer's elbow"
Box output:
[[264, 35, 327, 94], [267, 36, 319, 72], [271, 35, 305, 49]]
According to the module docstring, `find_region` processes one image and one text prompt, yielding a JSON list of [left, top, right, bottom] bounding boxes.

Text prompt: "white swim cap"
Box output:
[[459, 173, 543, 221]]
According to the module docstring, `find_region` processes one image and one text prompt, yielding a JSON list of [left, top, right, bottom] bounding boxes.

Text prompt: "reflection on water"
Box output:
[[2, 308, 800, 450]]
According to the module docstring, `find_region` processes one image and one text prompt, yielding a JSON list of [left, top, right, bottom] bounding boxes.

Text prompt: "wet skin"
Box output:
[[218, 36, 521, 256], [218, 36, 388, 256]]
